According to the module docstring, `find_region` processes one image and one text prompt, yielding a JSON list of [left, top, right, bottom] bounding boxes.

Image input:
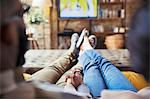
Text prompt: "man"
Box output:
[[0, 0, 89, 98]]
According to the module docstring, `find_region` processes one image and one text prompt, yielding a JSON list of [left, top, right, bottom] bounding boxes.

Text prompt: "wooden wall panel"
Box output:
[[50, 0, 58, 49], [59, 20, 90, 33]]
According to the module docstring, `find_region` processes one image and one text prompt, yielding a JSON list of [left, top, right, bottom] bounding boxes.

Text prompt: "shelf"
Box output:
[[92, 32, 125, 37], [58, 18, 92, 21], [58, 32, 75, 36], [100, 2, 123, 5], [92, 18, 124, 21]]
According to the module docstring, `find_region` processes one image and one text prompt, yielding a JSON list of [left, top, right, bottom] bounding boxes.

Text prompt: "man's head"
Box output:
[[0, 0, 28, 72]]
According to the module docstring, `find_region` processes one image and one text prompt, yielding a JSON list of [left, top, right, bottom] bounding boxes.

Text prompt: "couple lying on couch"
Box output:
[[1, 0, 149, 98], [29, 28, 149, 99]]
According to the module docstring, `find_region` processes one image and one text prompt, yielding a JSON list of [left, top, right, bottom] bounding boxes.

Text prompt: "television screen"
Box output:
[[59, 0, 98, 18]]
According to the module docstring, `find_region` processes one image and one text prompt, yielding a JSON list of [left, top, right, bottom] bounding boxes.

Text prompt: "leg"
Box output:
[[79, 36, 106, 97], [81, 50, 137, 91], [30, 34, 79, 84], [79, 36, 137, 97], [56, 29, 90, 87], [79, 51, 106, 97]]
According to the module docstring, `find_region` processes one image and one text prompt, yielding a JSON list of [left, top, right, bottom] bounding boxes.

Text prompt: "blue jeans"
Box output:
[[78, 50, 137, 97]]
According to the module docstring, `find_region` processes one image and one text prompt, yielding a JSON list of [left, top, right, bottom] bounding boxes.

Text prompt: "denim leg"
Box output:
[[79, 50, 137, 96], [79, 51, 106, 97]]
